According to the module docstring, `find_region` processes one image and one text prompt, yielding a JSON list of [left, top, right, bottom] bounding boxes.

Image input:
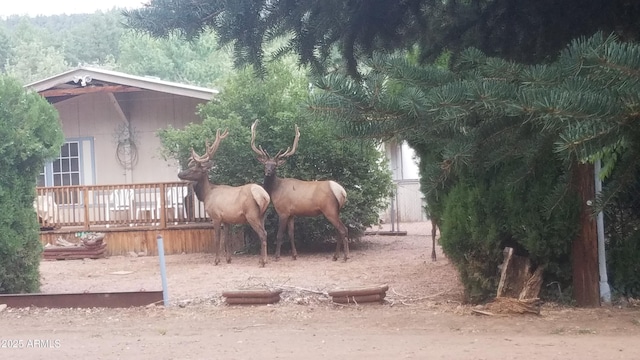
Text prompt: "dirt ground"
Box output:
[[1, 222, 640, 360]]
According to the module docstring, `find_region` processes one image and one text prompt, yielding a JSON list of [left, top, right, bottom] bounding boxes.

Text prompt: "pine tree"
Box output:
[[124, 0, 640, 78], [0, 75, 63, 293], [309, 33, 640, 304]]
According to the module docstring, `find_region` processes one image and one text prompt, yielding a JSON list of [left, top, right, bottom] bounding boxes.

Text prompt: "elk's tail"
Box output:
[[250, 184, 271, 214], [329, 181, 347, 209]]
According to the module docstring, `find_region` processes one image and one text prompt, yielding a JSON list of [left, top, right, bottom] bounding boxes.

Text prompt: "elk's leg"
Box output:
[[287, 218, 297, 260], [275, 215, 289, 260], [327, 216, 349, 262], [247, 217, 268, 267], [431, 219, 438, 262], [224, 222, 232, 264], [212, 220, 222, 265]]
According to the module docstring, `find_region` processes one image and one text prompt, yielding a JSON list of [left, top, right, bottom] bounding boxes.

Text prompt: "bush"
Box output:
[[158, 63, 392, 251], [438, 156, 579, 303], [0, 76, 63, 293], [604, 168, 640, 297]]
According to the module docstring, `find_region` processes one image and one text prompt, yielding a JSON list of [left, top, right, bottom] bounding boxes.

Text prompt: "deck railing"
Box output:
[[34, 181, 210, 230]]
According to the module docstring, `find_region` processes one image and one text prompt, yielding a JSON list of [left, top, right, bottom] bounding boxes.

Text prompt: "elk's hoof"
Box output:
[[259, 260, 266, 268], [214, 258, 220, 265], [226, 258, 232, 264], [332, 255, 338, 261], [342, 256, 349, 262], [292, 255, 297, 261]]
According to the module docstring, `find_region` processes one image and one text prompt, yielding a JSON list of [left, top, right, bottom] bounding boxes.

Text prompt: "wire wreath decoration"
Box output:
[[114, 123, 139, 170]]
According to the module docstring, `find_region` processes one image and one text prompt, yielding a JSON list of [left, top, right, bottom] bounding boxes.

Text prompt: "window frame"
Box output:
[[40, 137, 95, 189]]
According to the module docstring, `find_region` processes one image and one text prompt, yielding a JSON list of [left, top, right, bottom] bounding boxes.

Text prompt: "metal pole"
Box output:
[[595, 160, 611, 304], [390, 185, 396, 232], [395, 185, 400, 232], [157, 235, 170, 306]]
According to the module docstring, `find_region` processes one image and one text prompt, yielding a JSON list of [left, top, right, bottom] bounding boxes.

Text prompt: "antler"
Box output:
[[250, 120, 270, 163], [205, 128, 229, 158], [275, 124, 300, 160], [187, 129, 229, 168]]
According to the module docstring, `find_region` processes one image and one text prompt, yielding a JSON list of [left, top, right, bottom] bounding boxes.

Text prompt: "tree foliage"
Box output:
[[0, 76, 64, 293], [0, 11, 233, 87], [309, 33, 640, 301], [117, 30, 233, 88], [157, 61, 392, 251], [124, 0, 640, 78]]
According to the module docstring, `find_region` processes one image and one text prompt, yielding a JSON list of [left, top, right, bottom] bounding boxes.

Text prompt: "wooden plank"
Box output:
[[0, 291, 163, 308], [38, 225, 230, 256], [83, 189, 90, 230]]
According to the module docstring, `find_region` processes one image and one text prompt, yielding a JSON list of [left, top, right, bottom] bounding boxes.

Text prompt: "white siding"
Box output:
[[54, 91, 206, 185], [382, 141, 426, 222]]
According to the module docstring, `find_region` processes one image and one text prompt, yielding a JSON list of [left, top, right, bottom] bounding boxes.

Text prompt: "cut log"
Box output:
[[225, 295, 281, 305], [222, 289, 282, 298], [328, 284, 389, 298], [332, 293, 385, 304]]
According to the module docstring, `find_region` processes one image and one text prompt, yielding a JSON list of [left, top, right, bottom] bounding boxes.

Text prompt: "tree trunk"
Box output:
[[571, 162, 600, 307]]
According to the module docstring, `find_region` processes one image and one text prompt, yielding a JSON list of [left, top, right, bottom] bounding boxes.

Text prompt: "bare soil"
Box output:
[[1, 222, 640, 360]]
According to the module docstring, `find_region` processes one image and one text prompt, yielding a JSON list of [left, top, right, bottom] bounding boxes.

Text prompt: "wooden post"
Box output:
[[83, 186, 90, 230], [159, 183, 167, 229], [571, 162, 600, 307]]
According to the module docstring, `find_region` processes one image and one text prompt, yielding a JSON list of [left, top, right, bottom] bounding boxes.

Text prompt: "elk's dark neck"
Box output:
[[262, 174, 280, 194], [192, 177, 212, 202]]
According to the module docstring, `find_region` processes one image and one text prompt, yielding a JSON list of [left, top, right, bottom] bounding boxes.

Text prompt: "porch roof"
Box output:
[[25, 66, 219, 102]]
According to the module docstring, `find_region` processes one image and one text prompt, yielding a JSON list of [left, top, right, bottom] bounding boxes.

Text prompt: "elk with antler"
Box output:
[[178, 129, 271, 267], [250, 120, 349, 262]]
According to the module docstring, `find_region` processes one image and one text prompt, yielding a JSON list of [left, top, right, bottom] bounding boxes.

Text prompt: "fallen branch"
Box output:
[[388, 288, 451, 304], [273, 284, 329, 296], [471, 309, 495, 316]]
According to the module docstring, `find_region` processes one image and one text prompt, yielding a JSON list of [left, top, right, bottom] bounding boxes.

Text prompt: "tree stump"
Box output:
[[489, 247, 544, 315]]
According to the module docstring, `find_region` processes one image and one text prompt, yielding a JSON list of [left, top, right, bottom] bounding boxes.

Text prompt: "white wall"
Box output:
[[382, 141, 426, 222]]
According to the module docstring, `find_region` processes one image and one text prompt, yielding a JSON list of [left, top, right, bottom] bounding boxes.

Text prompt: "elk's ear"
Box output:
[[202, 160, 214, 169]]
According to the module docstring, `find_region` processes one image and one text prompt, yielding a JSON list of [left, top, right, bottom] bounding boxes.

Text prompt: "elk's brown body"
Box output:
[[178, 129, 270, 267], [251, 120, 349, 261]]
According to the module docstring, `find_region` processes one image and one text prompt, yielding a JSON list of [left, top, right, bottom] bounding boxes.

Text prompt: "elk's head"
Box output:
[[250, 120, 300, 177], [178, 129, 229, 182]]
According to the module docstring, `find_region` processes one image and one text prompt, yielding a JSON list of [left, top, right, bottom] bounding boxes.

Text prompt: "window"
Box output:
[[53, 142, 81, 186], [37, 168, 46, 187], [40, 138, 95, 204]]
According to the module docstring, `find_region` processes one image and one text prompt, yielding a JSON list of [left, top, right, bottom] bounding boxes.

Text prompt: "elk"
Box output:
[[250, 120, 349, 262], [178, 129, 271, 267]]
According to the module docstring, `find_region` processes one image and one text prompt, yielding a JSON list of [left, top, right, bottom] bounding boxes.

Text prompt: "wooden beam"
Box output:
[[108, 92, 129, 125], [39, 85, 142, 97]]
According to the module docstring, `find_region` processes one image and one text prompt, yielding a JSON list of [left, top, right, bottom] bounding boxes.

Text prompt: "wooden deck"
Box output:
[[35, 182, 246, 256]]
